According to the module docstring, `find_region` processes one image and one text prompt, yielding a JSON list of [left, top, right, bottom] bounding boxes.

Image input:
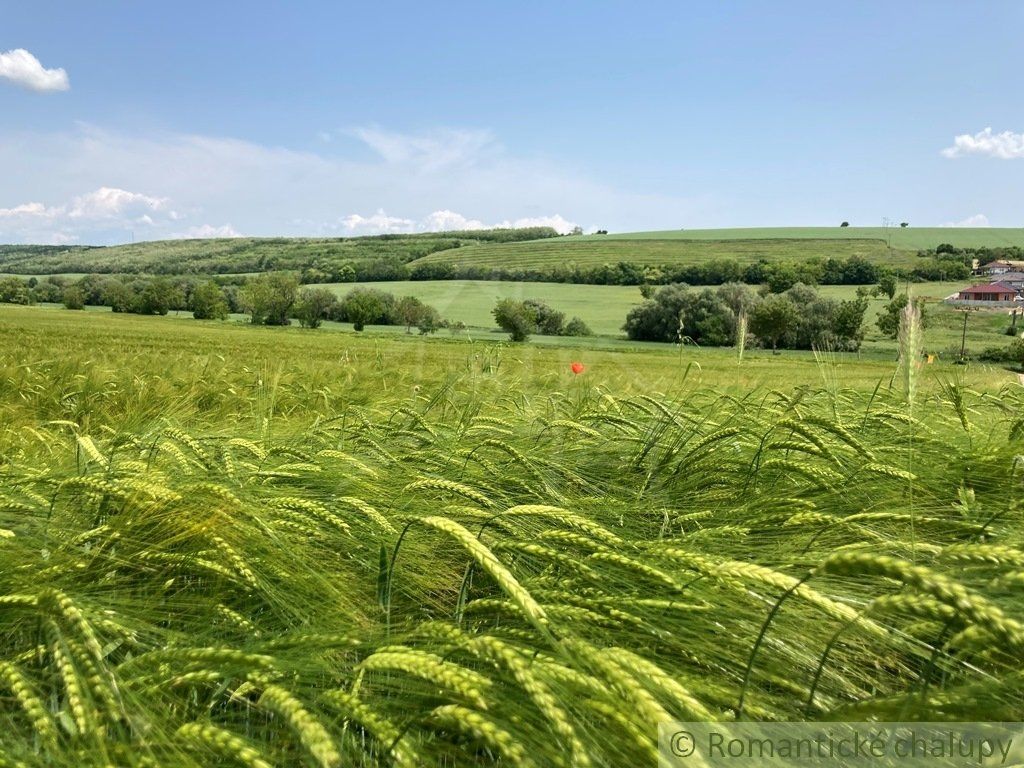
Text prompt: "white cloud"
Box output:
[[338, 210, 416, 235], [0, 186, 178, 242], [173, 223, 243, 239], [0, 201, 56, 219], [942, 213, 990, 227], [66, 187, 170, 220], [941, 128, 1024, 159], [332, 208, 578, 236], [419, 210, 488, 231], [0, 123, 712, 244], [503, 214, 578, 232], [0, 49, 69, 92]]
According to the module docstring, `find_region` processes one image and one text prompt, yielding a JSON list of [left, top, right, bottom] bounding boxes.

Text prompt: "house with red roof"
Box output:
[[949, 282, 1020, 307]]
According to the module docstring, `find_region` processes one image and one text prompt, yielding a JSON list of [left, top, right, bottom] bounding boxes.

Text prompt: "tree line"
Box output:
[[3, 236, 1006, 286], [620, 281, 922, 352], [0, 273, 452, 334], [409, 250, 977, 287]]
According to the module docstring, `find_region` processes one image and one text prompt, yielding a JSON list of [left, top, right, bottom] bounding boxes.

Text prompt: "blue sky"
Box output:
[[1, 1, 1022, 244]]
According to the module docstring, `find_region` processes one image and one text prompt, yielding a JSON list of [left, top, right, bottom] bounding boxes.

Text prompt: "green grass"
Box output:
[[312, 279, 644, 335], [0, 302, 1017, 395], [593, 226, 1024, 250], [412, 227, 1024, 272], [17, 271, 1018, 358], [0, 304, 1022, 766]]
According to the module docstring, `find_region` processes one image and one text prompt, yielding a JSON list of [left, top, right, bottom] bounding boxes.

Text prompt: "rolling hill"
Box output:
[[411, 236, 908, 269], [0, 228, 557, 275], [0, 227, 1019, 277], [585, 226, 1024, 249], [411, 227, 1024, 271]]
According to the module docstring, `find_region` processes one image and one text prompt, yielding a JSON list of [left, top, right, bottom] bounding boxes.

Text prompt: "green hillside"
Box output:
[[595, 226, 1024, 249], [413, 227, 1024, 271], [0, 228, 557, 275], [1, 226, 1016, 277], [411, 236, 911, 269]]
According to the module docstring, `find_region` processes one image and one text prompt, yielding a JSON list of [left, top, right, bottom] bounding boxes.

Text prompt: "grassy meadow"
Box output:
[[411, 226, 1024, 272], [312, 280, 643, 336], [1, 304, 1023, 766], [312, 279, 1015, 358], [591, 226, 1024, 250]]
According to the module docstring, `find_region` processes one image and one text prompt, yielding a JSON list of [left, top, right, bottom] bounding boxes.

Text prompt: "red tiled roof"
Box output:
[[959, 282, 1016, 295]]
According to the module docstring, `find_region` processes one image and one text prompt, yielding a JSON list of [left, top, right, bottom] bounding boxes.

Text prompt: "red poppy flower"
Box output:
[[570, 362, 585, 375]]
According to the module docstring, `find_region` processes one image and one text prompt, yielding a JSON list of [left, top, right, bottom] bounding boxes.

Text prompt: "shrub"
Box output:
[[239, 273, 300, 325], [191, 281, 230, 320], [103, 281, 138, 313], [750, 294, 797, 353], [764, 264, 800, 293], [564, 317, 592, 336], [1011, 338, 1024, 370], [338, 288, 394, 331], [623, 284, 691, 343], [877, 294, 928, 339], [832, 295, 869, 351], [30, 281, 63, 303], [976, 341, 1024, 369], [623, 284, 736, 345], [716, 282, 756, 316], [493, 299, 538, 342], [416, 305, 443, 335], [393, 296, 432, 333], [137, 278, 182, 316], [876, 271, 898, 299], [522, 299, 565, 336], [294, 287, 338, 329], [0, 277, 32, 305], [62, 285, 85, 310]]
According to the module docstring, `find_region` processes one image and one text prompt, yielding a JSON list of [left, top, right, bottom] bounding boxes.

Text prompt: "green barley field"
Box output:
[[1, 304, 1022, 766]]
